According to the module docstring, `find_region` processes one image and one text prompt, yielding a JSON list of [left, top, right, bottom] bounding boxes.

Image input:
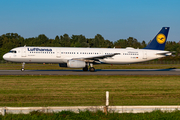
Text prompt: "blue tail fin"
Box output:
[[143, 27, 170, 50]]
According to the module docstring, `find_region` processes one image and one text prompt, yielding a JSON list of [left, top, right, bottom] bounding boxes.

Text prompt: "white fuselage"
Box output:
[[3, 46, 167, 64]]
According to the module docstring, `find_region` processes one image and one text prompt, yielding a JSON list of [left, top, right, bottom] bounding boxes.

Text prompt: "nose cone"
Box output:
[[3, 53, 8, 60]]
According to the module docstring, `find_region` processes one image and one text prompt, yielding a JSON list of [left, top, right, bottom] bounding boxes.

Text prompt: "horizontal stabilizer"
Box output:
[[156, 51, 172, 56]]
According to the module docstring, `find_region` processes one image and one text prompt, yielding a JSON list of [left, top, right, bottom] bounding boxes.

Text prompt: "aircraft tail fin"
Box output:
[[143, 27, 170, 50]]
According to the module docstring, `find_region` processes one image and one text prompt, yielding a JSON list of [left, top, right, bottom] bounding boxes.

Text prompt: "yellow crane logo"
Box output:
[[156, 34, 166, 44]]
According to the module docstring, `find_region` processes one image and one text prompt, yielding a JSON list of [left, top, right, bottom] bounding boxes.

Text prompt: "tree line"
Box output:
[[0, 33, 180, 61]]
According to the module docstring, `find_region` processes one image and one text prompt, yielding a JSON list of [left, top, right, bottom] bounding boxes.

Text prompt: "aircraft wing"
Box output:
[[72, 53, 119, 62]]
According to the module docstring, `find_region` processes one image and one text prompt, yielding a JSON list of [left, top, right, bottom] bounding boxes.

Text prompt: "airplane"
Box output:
[[3, 27, 171, 72]]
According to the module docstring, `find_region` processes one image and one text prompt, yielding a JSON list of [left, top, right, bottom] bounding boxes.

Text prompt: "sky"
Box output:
[[0, 0, 180, 43]]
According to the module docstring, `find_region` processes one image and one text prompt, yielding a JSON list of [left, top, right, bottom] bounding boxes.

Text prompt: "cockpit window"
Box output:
[[9, 50, 17, 53]]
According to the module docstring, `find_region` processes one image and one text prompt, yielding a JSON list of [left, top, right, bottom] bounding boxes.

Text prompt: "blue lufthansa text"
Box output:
[[27, 48, 52, 51]]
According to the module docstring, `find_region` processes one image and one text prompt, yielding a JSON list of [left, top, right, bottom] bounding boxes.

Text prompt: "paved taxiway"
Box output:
[[0, 69, 180, 75]]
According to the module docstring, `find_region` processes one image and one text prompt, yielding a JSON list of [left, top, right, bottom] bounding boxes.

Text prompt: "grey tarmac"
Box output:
[[0, 69, 180, 75]]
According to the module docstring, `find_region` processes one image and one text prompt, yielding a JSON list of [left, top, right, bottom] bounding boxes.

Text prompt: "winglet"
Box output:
[[143, 27, 170, 50]]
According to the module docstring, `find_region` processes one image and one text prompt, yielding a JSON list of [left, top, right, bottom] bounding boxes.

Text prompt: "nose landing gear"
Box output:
[[21, 62, 25, 71]]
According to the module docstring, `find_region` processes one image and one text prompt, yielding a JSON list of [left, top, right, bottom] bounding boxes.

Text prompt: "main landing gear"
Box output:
[[83, 65, 88, 71], [89, 67, 95, 72], [82, 63, 95, 72], [21, 62, 25, 71]]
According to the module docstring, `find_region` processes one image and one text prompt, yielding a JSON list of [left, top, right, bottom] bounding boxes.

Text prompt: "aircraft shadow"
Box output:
[[33, 68, 177, 72]]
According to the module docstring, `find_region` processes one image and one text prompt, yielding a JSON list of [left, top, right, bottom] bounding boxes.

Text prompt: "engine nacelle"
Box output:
[[67, 60, 86, 68]]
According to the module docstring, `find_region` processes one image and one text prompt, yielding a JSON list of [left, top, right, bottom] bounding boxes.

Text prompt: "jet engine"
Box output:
[[67, 60, 86, 68]]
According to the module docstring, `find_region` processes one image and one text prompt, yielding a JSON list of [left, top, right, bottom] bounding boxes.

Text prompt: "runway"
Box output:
[[0, 69, 180, 75]]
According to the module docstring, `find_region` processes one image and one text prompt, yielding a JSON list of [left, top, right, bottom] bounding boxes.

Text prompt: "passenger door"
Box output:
[[56, 49, 61, 58], [21, 47, 26, 57]]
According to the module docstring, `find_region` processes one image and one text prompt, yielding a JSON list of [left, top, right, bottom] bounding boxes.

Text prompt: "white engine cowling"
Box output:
[[67, 60, 86, 68]]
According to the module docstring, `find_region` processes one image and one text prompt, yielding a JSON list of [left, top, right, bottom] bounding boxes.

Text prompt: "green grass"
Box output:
[[1, 110, 180, 120], [0, 75, 180, 106]]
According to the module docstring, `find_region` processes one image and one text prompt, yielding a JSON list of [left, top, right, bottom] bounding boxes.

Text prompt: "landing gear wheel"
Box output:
[[89, 67, 95, 72], [21, 68, 25, 71], [83, 67, 88, 71]]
